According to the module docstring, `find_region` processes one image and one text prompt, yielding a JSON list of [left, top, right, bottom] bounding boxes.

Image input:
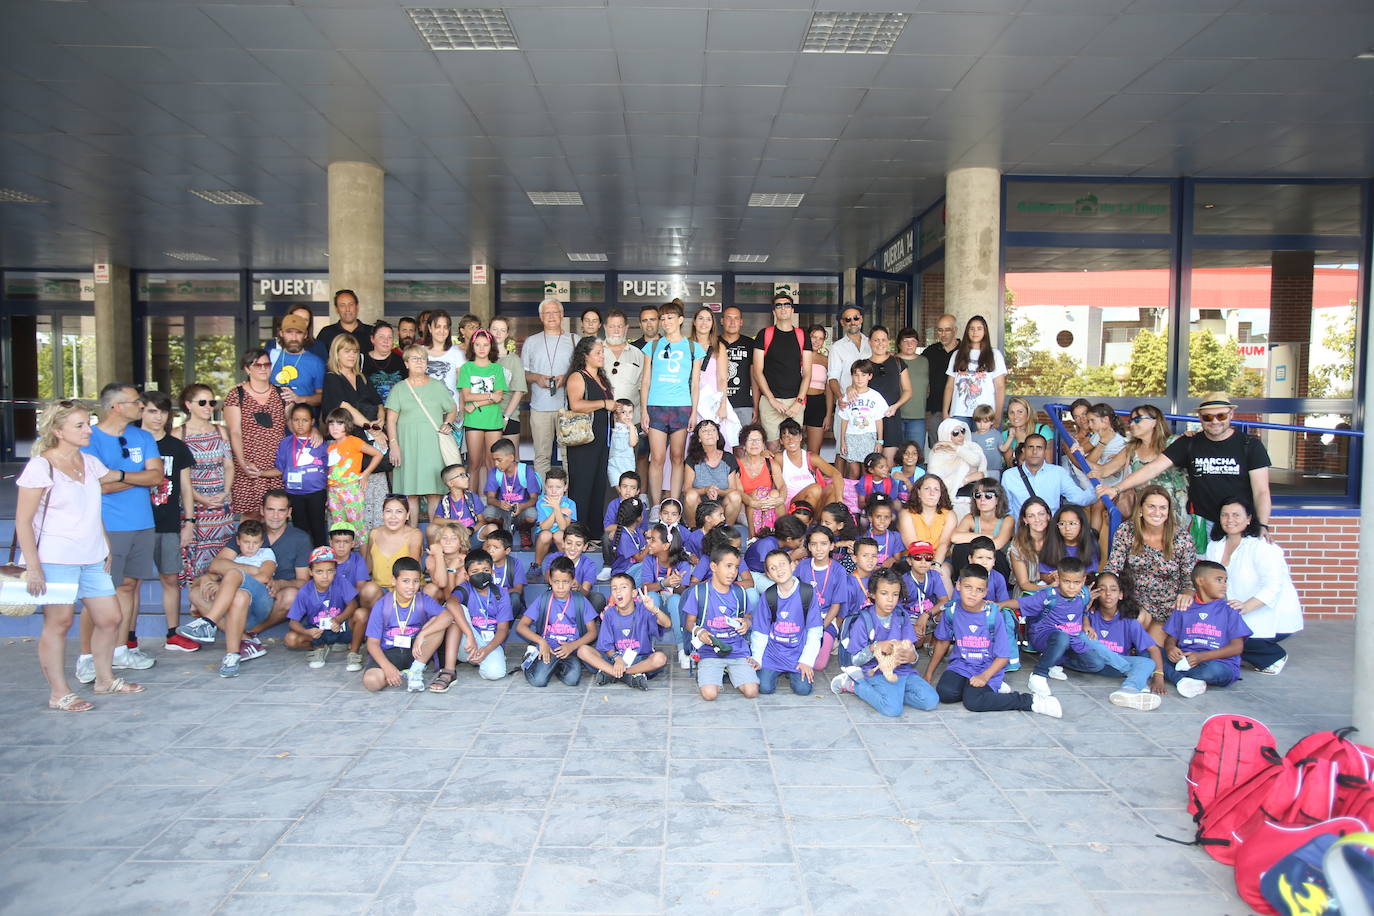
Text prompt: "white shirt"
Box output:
[[1203, 536, 1303, 639], [604, 343, 645, 410], [839, 390, 889, 437], [827, 334, 872, 386], [945, 348, 1007, 417]]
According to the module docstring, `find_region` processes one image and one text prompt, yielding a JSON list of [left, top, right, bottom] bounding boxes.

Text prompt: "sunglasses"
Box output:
[[1200, 412, 1230, 422], [773, 301, 794, 308], [384, 493, 410, 505], [951, 429, 966, 436], [611, 359, 620, 375], [1128, 415, 1146, 423], [249, 360, 271, 369], [252, 411, 274, 429], [974, 491, 996, 499], [193, 398, 220, 408], [842, 314, 862, 323], [117, 435, 130, 458]]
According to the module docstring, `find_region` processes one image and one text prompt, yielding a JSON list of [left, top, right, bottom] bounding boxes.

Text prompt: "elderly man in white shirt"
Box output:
[[521, 297, 577, 479], [826, 304, 870, 447]]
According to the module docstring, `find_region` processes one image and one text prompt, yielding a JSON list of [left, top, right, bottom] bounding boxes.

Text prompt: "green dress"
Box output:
[[386, 378, 456, 496], [456, 361, 508, 431]]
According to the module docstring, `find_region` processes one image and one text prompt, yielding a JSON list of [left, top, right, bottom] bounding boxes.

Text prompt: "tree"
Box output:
[[1187, 329, 1245, 397], [1309, 307, 1357, 399]]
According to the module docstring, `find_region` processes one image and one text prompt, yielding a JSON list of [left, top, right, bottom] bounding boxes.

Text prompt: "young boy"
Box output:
[[1017, 556, 1099, 698], [752, 550, 823, 696], [681, 544, 759, 701], [447, 548, 514, 681], [925, 565, 1061, 717], [328, 528, 370, 595], [1163, 561, 1252, 698], [836, 538, 880, 662], [743, 514, 807, 590], [831, 569, 938, 717], [483, 529, 527, 617], [902, 541, 949, 619], [285, 547, 368, 670], [430, 464, 492, 548], [970, 404, 1004, 476], [533, 467, 577, 572], [601, 471, 647, 578], [966, 537, 1013, 606], [515, 556, 600, 687], [578, 573, 671, 690], [836, 359, 890, 476], [362, 557, 446, 693], [201, 520, 277, 678], [537, 522, 605, 612], [482, 437, 540, 543]]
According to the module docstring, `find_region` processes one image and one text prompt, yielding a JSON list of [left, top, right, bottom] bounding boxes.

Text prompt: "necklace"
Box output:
[[53, 447, 83, 480]]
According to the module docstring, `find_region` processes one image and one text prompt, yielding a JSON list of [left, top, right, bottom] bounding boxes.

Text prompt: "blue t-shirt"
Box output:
[[288, 579, 359, 627], [743, 535, 780, 574], [365, 592, 442, 650], [274, 435, 328, 495], [456, 585, 514, 635], [642, 338, 706, 407], [520, 592, 597, 647], [1087, 609, 1157, 658], [753, 582, 823, 672], [603, 496, 646, 533], [83, 426, 158, 531], [613, 526, 647, 575], [1165, 599, 1252, 679], [934, 601, 1013, 689], [271, 348, 325, 399], [541, 552, 600, 588], [681, 582, 750, 659], [536, 495, 578, 532], [638, 555, 693, 589]]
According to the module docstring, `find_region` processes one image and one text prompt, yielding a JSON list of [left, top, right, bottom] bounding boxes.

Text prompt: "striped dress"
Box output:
[[181, 428, 237, 584]]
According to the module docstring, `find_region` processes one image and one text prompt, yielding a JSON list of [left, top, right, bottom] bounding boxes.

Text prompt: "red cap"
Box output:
[[908, 540, 935, 559]]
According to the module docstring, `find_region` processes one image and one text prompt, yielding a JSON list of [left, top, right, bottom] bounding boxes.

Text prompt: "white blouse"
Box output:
[[1203, 536, 1303, 639]]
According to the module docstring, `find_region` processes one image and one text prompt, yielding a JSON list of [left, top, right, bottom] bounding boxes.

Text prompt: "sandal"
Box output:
[[93, 677, 146, 695], [48, 693, 93, 712], [428, 668, 456, 693]]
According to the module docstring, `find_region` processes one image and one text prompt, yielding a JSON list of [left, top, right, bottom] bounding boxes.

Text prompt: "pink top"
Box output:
[[809, 361, 827, 391], [16, 453, 110, 565]]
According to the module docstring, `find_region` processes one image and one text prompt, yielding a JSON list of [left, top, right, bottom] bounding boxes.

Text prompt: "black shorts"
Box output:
[[363, 646, 415, 671], [804, 392, 827, 428]]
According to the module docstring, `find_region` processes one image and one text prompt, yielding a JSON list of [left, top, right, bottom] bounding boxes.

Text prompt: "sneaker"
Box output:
[[113, 646, 156, 670], [219, 653, 241, 678], [346, 652, 364, 672], [405, 666, 425, 692], [75, 653, 96, 685], [595, 670, 613, 687], [1257, 655, 1288, 676], [165, 633, 201, 652], [1177, 677, 1208, 699], [648, 505, 661, 524], [1110, 689, 1162, 711], [306, 647, 329, 669], [1048, 666, 1067, 681], [830, 670, 857, 695], [996, 681, 1013, 694], [238, 639, 267, 662], [1027, 673, 1052, 697], [627, 673, 649, 691], [678, 649, 691, 670], [596, 566, 612, 583], [528, 560, 542, 576], [1031, 695, 1063, 718], [1005, 659, 1021, 672], [177, 617, 218, 644]]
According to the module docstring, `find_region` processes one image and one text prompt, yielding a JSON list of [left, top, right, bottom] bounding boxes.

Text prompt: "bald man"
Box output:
[[921, 314, 960, 449]]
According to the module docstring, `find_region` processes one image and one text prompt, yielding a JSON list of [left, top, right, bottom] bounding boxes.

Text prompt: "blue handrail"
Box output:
[[1050, 404, 1361, 439], [1041, 405, 1124, 543]]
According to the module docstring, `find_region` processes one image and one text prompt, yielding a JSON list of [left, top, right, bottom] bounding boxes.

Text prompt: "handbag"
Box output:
[[405, 381, 462, 466], [556, 409, 594, 447], [1, 483, 52, 617]]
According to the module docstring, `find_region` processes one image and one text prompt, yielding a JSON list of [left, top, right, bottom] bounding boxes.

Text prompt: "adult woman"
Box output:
[[490, 317, 528, 442], [1203, 496, 1302, 674], [222, 348, 287, 518], [803, 324, 830, 455], [639, 301, 704, 501], [925, 417, 987, 519], [688, 307, 738, 449], [1008, 496, 1053, 593], [897, 473, 957, 577], [999, 396, 1050, 468], [362, 320, 405, 403], [564, 336, 614, 541], [683, 419, 743, 525], [1102, 484, 1197, 639], [864, 325, 911, 464], [17, 401, 144, 710], [942, 314, 1006, 427], [776, 417, 844, 512], [323, 333, 389, 531], [579, 308, 604, 340], [386, 344, 458, 526], [737, 424, 783, 536], [948, 477, 1013, 581], [1092, 404, 1187, 522], [175, 384, 235, 583], [895, 328, 929, 450], [456, 329, 508, 488]]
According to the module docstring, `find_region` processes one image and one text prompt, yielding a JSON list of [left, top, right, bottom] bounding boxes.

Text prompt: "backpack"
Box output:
[[1237, 817, 1369, 914], [1176, 714, 1286, 863], [1325, 832, 1374, 916], [527, 591, 591, 640], [760, 325, 805, 356], [1288, 728, 1374, 812]]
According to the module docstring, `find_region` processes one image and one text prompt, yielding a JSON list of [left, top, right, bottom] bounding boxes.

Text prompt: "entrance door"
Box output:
[[857, 269, 912, 333], [143, 306, 244, 401], [0, 307, 99, 460]]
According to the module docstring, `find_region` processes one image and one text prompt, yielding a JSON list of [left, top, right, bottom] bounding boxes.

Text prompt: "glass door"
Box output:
[[0, 307, 98, 460], [857, 269, 913, 335], [142, 307, 244, 401]]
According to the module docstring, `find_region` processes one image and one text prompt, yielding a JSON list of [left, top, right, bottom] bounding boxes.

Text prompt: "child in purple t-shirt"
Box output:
[[581, 572, 671, 689], [799, 526, 853, 671], [1080, 571, 1167, 711], [831, 569, 939, 717], [639, 523, 694, 666], [285, 547, 365, 668], [362, 557, 446, 693], [751, 550, 823, 696], [1164, 561, 1252, 698], [535, 523, 605, 613], [482, 529, 527, 618], [430, 465, 493, 548], [601, 474, 647, 569], [515, 556, 599, 688], [682, 545, 758, 700], [1017, 556, 1095, 699]]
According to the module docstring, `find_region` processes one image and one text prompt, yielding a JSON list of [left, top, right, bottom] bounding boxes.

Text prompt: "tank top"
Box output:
[[369, 535, 412, 588], [781, 449, 820, 502], [738, 456, 773, 493], [907, 508, 951, 546], [971, 515, 1006, 538]]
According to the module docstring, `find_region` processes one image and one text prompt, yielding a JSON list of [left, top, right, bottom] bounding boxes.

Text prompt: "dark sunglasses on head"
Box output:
[[252, 411, 274, 429], [384, 493, 410, 505]]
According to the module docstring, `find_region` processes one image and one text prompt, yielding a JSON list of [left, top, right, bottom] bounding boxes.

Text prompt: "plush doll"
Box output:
[[872, 639, 916, 682]]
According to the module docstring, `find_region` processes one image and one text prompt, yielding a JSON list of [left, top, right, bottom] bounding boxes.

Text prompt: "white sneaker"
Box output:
[[1257, 655, 1288, 676], [75, 653, 96, 685], [1110, 689, 1162, 711], [996, 681, 1013, 694], [306, 646, 329, 669], [1177, 677, 1207, 699], [1028, 673, 1052, 697], [405, 665, 425, 692], [596, 566, 612, 583], [830, 670, 857, 695], [113, 646, 156, 670], [1174, 656, 1192, 672], [678, 649, 691, 670], [346, 652, 364, 672], [1031, 695, 1063, 718], [1048, 665, 1067, 681]]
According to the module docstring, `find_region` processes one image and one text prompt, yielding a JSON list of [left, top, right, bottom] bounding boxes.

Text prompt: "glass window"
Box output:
[[1004, 247, 1171, 398], [1229, 412, 1353, 501], [1005, 181, 1172, 234], [917, 260, 944, 341], [1194, 183, 1362, 236], [146, 315, 187, 396], [499, 273, 606, 304], [138, 273, 240, 303], [384, 273, 470, 314], [861, 276, 908, 336], [61, 315, 100, 400], [194, 315, 240, 398], [3, 271, 94, 302], [733, 275, 840, 337]]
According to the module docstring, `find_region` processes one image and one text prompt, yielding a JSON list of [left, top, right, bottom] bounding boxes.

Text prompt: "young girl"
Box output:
[[430, 465, 491, 548], [607, 399, 639, 489], [358, 495, 424, 614], [1083, 571, 1167, 710], [423, 523, 468, 603], [639, 523, 694, 667], [456, 328, 507, 488], [1008, 497, 1053, 594], [1073, 402, 1127, 558], [855, 452, 909, 510], [1041, 504, 1100, 578], [818, 502, 857, 573], [656, 498, 690, 549], [798, 526, 850, 671], [970, 404, 1004, 477], [326, 408, 383, 541], [611, 497, 649, 577], [274, 403, 324, 547], [737, 424, 782, 537], [865, 496, 902, 569], [684, 500, 725, 562], [892, 441, 925, 489]]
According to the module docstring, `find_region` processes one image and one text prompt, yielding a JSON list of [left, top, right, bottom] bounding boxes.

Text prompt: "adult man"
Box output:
[[1001, 434, 1096, 518], [181, 490, 313, 661], [826, 304, 871, 444], [362, 319, 405, 402], [720, 306, 757, 429], [922, 314, 960, 446], [311, 289, 374, 361], [74, 382, 165, 683], [396, 316, 418, 351], [630, 304, 660, 350], [751, 292, 814, 448], [521, 297, 576, 478], [271, 313, 325, 408], [1100, 394, 1273, 536], [604, 308, 645, 410]]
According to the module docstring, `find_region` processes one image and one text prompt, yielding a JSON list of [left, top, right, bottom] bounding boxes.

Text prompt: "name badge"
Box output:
[[392, 634, 412, 649], [287, 471, 304, 486], [317, 616, 335, 631]]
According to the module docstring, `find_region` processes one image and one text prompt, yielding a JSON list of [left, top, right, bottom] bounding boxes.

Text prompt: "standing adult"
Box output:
[[17, 401, 144, 710], [175, 384, 235, 585], [312, 288, 374, 362], [639, 301, 705, 502], [943, 314, 1006, 428], [1102, 485, 1197, 639], [827, 303, 871, 447], [266, 304, 316, 361], [422, 309, 464, 404], [895, 328, 929, 450], [565, 337, 614, 540], [386, 345, 458, 526], [223, 348, 288, 518], [1099, 394, 1272, 553], [456, 329, 508, 489], [630, 304, 660, 350], [361, 320, 405, 404], [999, 434, 1096, 518], [140, 391, 197, 653], [323, 333, 389, 533], [1091, 404, 1187, 522], [522, 298, 577, 480], [490, 317, 529, 444], [803, 325, 831, 456], [396, 316, 418, 350], [270, 313, 325, 409], [720, 305, 757, 430], [602, 309, 645, 410], [687, 307, 736, 448], [864, 325, 911, 465], [922, 314, 960, 448], [751, 291, 814, 449]]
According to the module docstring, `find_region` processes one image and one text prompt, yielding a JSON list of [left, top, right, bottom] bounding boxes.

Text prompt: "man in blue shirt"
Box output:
[[270, 313, 325, 409], [1001, 434, 1096, 518]]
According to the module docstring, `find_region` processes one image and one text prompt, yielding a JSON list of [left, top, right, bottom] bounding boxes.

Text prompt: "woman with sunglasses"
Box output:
[[176, 384, 235, 584], [222, 348, 287, 519], [948, 477, 1013, 581], [925, 417, 987, 520], [1088, 404, 1187, 522]]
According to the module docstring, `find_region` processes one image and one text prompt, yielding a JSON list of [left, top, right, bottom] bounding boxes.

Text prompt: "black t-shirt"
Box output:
[[629, 335, 657, 351], [151, 433, 195, 534], [322, 372, 383, 425], [722, 333, 756, 407], [313, 321, 375, 361], [867, 356, 907, 409], [754, 326, 813, 400], [361, 351, 405, 403], [922, 342, 957, 413], [1163, 430, 1272, 522]]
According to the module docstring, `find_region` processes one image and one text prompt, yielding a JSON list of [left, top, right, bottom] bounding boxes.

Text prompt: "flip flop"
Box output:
[[48, 693, 93, 712], [428, 668, 456, 693], [93, 677, 146, 695]]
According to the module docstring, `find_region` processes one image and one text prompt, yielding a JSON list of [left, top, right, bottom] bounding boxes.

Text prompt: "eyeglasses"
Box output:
[[193, 398, 219, 408], [1128, 415, 1146, 423], [405, 356, 427, 363], [249, 360, 271, 369], [937, 326, 955, 334], [1200, 412, 1230, 422], [384, 493, 410, 505], [974, 491, 996, 499]]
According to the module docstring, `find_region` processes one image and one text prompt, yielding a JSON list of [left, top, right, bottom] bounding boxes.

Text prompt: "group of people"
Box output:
[[13, 291, 1303, 720]]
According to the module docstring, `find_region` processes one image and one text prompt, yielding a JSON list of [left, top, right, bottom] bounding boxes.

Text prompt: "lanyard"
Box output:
[[470, 589, 490, 620], [491, 564, 507, 588], [291, 436, 313, 466], [392, 595, 416, 632], [873, 529, 895, 557], [624, 528, 642, 553], [543, 595, 572, 638], [910, 572, 928, 608], [805, 560, 832, 603]]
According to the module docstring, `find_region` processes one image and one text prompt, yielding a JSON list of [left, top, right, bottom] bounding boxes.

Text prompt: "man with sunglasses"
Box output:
[[751, 292, 814, 448], [1001, 433, 1096, 519], [73, 382, 167, 684], [1099, 394, 1273, 544], [826, 304, 871, 445]]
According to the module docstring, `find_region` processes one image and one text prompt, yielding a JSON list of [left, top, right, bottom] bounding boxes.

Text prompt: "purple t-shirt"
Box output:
[[365, 592, 442, 649], [742, 535, 780, 574], [681, 582, 750, 659], [603, 496, 646, 533], [288, 579, 359, 627], [485, 463, 541, 505], [1087, 609, 1157, 658], [274, 435, 328, 494], [902, 568, 948, 615], [638, 555, 693, 589], [683, 526, 707, 560], [754, 582, 822, 672], [433, 492, 484, 528], [541, 552, 600, 588], [1165, 599, 1252, 679], [798, 559, 852, 614], [458, 585, 514, 635], [1019, 588, 1092, 654], [845, 608, 919, 678], [934, 602, 1013, 689], [596, 602, 663, 656], [521, 592, 597, 647], [334, 551, 369, 587], [613, 526, 647, 575], [842, 572, 874, 619], [489, 558, 526, 593], [867, 528, 902, 566]]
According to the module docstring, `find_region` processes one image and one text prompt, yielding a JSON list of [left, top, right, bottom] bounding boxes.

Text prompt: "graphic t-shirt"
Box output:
[[844, 608, 918, 678], [83, 426, 158, 531], [681, 583, 750, 659], [1019, 588, 1092, 654], [945, 348, 1008, 417], [365, 592, 443, 650], [485, 464, 542, 506], [521, 592, 597, 648], [152, 433, 195, 534], [603, 496, 646, 533], [361, 350, 405, 402], [798, 559, 858, 616], [934, 602, 1013, 689], [433, 492, 483, 528], [457, 586, 514, 635], [456, 361, 507, 430], [541, 552, 600, 588], [288, 579, 359, 628], [1164, 599, 1252, 678], [271, 348, 326, 400], [902, 568, 948, 615], [274, 435, 328, 494], [1163, 431, 1272, 522], [642, 338, 707, 407], [753, 582, 822, 672], [838, 390, 889, 439], [1087, 609, 1157, 658], [723, 334, 755, 407], [972, 428, 1003, 475], [596, 603, 664, 656], [612, 526, 646, 575]]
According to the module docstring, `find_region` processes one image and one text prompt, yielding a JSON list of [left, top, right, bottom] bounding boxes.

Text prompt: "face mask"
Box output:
[[469, 572, 493, 591]]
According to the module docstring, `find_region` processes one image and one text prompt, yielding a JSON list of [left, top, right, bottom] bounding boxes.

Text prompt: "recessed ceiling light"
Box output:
[[1201, 203, 1216, 209], [803, 11, 910, 55], [527, 191, 583, 206], [567, 252, 608, 262], [190, 189, 263, 205], [1356, 48, 1374, 59], [728, 254, 770, 264], [164, 250, 217, 261], [406, 8, 519, 50], [0, 188, 47, 203], [748, 193, 805, 208]]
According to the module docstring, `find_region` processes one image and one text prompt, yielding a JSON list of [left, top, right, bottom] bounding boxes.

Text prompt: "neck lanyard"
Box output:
[[805, 560, 832, 600], [710, 585, 738, 620], [393, 595, 416, 631], [291, 436, 313, 465], [469, 589, 491, 619], [910, 572, 928, 608], [624, 528, 642, 552], [491, 563, 506, 587], [543, 595, 572, 638]]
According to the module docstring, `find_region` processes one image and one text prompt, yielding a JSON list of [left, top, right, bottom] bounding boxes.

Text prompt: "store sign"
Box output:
[[880, 231, 913, 274], [545, 279, 570, 299], [256, 277, 328, 301], [140, 276, 240, 302], [499, 274, 605, 302], [3, 274, 94, 301], [383, 278, 470, 302], [618, 275, 721, 303], [1014, 193, 1169, 218]]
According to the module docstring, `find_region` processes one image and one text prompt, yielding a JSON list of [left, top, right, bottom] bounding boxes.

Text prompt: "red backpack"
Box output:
[[1234, 816, 1369, 914], [1288, 728, 1374, 812], [760, 326, 805, 355], [1181, 715, 1286, 863]]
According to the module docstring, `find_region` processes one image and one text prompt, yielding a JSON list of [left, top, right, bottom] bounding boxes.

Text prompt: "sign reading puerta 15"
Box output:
[[618, 274, 722, 306]]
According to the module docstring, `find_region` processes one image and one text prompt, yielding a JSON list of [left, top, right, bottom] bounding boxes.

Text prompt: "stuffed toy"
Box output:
[[872, 639, 916, 682]]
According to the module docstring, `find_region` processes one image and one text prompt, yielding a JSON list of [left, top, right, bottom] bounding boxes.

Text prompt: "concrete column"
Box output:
[[328, 161, 384, 325], [944, 166, 1002, 341], [842, 267, 858, 313], [94, 263, 133, 384], [469, 267, 494, 323]]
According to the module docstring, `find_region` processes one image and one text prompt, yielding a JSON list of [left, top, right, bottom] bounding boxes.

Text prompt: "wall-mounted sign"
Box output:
[[617, 274, 722, 305], [471, 264, 488, 285], [256, 277, 329, 301], [499, 273, 605, 303], [383, 278, 470, 302], [880, 230, 913, 274], [140, 275, 241, 302], [545, 279, 570, 299], [94, 263, 109, 284]]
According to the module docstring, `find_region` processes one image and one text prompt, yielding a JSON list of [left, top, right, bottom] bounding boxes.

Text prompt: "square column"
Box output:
[[328, 161, 385, 325], [94, 263, 133, 385]]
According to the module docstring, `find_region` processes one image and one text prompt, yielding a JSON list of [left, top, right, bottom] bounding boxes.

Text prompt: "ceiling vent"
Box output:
[[803, 11, 909, 54], [407, 8, 519, 50]]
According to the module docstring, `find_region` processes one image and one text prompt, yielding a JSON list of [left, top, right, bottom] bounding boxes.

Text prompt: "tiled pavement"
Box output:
[[0, 619, 1354, 915]]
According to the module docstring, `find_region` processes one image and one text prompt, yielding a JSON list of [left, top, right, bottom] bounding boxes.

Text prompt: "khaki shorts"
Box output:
[[758, 397, 803, 443], [696, 656, 760, 689]]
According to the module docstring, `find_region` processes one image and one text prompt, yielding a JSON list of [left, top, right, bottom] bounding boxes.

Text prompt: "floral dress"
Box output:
[[182, 428, 236, 584], [327, 435, 367, 538], [1103, 522, 1198, 624]]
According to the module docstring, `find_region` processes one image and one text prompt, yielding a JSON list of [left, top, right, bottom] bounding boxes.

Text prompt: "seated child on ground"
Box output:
[[328, 528, 370, 594], [902, 540, 949, 634], [656, 498, 691, 550], [1080, 571, 1166, 711], [611, 497, 650, 577], [515, 557, 599, 688], [602, 472, 646, 569], [681, 544, 759, 700], [533, 467, 577, 572], [362, 557, 446, 693], [285, 546, 367, 671], [483, 529, 526, 617], [751, 550, 824, 696], [830, 569, 938, 717], [1017, 556, 1098, 699], [446, 548, 514, 682], [578, 573, 671, 690], [638, 523, 694, 666], [683, 499, 725, 563], [1163, 560, 1251, 698]]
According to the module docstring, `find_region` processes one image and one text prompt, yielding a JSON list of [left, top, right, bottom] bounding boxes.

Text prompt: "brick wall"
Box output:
[[1272, 515, 1358, 619], [920, 271, 945, 335]]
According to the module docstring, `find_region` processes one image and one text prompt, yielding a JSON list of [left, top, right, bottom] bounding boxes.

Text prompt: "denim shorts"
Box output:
[[39, 561, 116, 602], [647, 404, 692, 435], [237, 574, 273, 627]]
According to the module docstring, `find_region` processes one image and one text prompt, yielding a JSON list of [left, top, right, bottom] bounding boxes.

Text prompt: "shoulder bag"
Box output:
[[556, 372, 596, 447], [1, 463, 53, 617], [406, 381, 463, 466]]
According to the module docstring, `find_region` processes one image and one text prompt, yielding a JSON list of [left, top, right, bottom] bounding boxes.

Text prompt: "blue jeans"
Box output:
[[758, 667, 814, 696], [853, 672, 939, 717], [1164, 659, 1237, 687], [524, 653, 585, 687], [1063, 648, 1157, 691], [1242, 634, 1290, 670], [1034, 629, 1123, 678], [900, 418, 926, 451], [650, 592, 684, 652]]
